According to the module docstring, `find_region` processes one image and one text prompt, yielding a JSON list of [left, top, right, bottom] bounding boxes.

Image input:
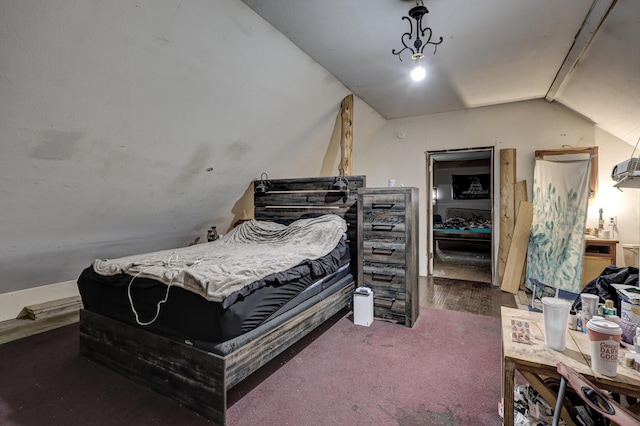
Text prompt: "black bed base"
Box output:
[[79, 280, 355, 425]]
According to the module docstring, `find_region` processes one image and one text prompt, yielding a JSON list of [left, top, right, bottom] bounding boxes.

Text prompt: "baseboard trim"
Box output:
[[0, 281, 80, 322]]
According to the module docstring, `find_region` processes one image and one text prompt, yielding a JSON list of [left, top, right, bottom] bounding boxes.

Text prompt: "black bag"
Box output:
[[572, 266, 639, 313]]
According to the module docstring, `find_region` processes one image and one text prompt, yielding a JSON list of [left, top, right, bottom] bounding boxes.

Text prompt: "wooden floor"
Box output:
[[432, 241, 492, 283], [419, 275, 517, 319]]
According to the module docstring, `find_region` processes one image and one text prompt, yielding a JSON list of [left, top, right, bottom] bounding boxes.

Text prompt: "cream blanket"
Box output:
[[93, 214, 347, 304]]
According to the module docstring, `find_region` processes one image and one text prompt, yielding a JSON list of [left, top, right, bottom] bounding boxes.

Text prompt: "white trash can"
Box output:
[[353, 287, 374, 327], [623, 244, 639, 267]]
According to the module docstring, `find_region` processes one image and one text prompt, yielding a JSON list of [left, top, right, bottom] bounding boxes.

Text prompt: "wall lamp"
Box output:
[[254, 172, 271, 195], [331, 174, 350, 193]]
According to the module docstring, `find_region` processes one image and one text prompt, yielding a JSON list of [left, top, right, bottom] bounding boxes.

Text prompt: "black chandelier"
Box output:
[[392, 0, 443, 63]]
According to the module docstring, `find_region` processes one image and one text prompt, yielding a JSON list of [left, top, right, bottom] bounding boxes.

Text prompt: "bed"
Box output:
[[78, 175, 365, 425], [433, 208, 492, 245]]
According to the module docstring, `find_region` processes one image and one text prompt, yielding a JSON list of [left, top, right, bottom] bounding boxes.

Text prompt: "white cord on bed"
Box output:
[[127, 252, 204, 326]]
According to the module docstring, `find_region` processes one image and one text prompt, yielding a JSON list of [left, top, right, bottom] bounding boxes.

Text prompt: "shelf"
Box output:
[[614, 175, 640, 189]]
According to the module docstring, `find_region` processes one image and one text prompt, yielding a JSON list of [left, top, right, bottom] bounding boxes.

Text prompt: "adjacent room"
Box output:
[[429, 149, 493, 284], [2, 1, 640, 425]]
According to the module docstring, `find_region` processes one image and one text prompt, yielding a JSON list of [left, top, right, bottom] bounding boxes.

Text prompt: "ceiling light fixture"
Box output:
[[392, 0, 443, 81], [410, 57, 426, 82]]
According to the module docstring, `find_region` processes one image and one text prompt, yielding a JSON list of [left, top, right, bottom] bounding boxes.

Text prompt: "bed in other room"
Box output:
[[433, 207, 491, 245]]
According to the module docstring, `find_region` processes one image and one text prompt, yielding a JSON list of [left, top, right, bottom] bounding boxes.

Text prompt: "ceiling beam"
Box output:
[[545, 0, 617, 102]]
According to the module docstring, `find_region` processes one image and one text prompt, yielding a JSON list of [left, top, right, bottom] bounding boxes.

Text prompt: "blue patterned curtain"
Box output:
[[526, 159, 591, 294]]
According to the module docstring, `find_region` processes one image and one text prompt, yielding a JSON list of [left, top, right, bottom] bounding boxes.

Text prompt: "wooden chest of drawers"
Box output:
[[357, 187, 419, 327]]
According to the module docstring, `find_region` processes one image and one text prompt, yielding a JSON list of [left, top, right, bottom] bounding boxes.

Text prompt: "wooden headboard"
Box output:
[[254, 175, 366, 267]]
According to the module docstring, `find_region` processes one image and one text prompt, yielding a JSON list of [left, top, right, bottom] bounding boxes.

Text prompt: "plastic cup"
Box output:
[[542, 297, 572, 351], [581, 294, 599, 323], [586, 319, 622, 377]]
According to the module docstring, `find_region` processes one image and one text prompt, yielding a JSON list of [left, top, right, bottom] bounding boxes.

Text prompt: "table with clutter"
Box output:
[[501, 306, 640, 425]]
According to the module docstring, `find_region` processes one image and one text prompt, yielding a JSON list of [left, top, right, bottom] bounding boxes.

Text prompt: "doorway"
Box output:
[[426, 148, 494, 284]]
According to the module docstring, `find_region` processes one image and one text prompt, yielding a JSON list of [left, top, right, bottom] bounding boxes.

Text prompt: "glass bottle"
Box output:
[[598, 208, 604, 236]]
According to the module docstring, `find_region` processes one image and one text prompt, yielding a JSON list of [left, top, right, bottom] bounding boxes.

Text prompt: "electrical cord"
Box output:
[[127, 252, 203, 326]]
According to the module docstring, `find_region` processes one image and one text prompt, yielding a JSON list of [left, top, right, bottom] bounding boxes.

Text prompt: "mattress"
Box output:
[[78, 238, 350, 344]]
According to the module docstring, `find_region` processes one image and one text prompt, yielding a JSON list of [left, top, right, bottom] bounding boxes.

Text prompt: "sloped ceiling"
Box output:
[[241, 0, 640, 146]]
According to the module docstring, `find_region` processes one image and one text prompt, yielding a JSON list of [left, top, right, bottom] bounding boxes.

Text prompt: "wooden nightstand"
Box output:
[[582, 238, 618, 287]]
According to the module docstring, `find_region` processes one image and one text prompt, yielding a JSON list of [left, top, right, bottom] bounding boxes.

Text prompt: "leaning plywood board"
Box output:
[[514, 180, 528, 290], [498, 149, 516, 285], [501, 201, 533, 294], [514, 180, 527, 217]]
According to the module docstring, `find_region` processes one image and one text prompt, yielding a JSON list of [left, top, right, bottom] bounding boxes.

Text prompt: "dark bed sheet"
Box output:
[[78, 239, 350, 344], [202, 272, 354, 356]]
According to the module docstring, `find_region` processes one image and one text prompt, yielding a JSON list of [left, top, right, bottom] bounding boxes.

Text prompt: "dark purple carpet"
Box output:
[[0, 307, 502, 425]]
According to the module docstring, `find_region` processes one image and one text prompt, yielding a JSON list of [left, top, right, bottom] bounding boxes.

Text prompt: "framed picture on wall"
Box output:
[[451, 173, 490, 199]]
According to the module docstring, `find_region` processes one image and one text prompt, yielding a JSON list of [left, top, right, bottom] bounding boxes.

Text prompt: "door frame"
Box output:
[[425, 147, 495, 284]]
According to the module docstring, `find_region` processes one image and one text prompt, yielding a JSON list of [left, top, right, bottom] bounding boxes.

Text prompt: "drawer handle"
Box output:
[[371, 272, 395, 282], [372, 247, 395, 256], [372, 224, 395, 231], [372, 202, 395, 209]]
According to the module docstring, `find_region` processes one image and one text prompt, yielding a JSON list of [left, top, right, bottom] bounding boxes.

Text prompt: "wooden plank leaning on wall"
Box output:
[[501, 201, 533, 294], [514, 180, 529, 291], [514, 180, 527, 217], [499, 149, 516, 286]]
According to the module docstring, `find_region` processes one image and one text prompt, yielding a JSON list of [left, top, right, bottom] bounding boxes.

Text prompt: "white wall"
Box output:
[[352, 99, 640, 280], [589, 128, 640, 266], [0, 0, 384, 293], [1, 1, 637, 299]]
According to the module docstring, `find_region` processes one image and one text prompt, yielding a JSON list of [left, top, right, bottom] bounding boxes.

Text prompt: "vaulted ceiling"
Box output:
[[241, 0, 640, 147]]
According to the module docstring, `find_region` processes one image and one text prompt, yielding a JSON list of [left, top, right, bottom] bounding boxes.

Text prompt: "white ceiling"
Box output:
[[241, 0, 640, 146]]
